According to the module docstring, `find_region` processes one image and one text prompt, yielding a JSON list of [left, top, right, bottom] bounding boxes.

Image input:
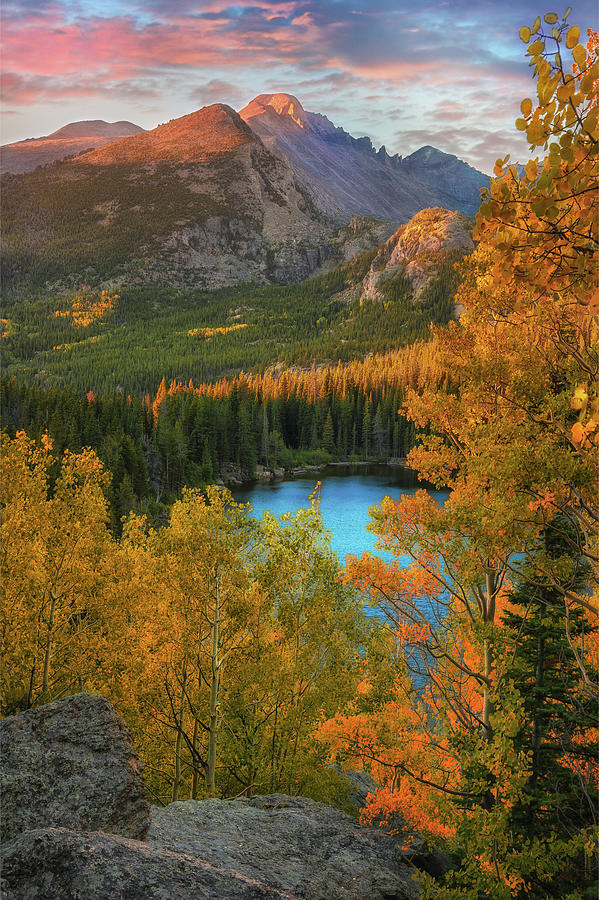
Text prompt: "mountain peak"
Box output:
[[76, 104, 257, 165], [240, 93, 308, 129], [47, 121, 144, 141], [404, 146, 460, 167]]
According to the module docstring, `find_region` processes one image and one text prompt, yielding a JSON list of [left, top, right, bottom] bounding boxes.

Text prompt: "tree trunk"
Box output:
[[481, 639, 493, 735], [190, 715, 200, 800], [206, 578, 221, 797], [481, 568, 497, 736], [42, 588, 58, 695], [172, 660, 187, 802]]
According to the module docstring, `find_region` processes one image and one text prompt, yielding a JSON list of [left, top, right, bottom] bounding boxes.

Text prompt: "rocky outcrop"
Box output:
[[1, 798, 421, 900], [1, 828, 295, 900], [361, 207, 474, 302], [1, 694, 436, 898], [148, 794, 419, 899], [328, 764, 381, 809], [0, 693, 150, 842]]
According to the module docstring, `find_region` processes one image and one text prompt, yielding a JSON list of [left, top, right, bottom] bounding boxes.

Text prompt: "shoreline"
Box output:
[[223, 458, 412, 490]]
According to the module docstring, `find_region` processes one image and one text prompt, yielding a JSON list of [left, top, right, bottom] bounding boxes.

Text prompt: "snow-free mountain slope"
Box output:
[[360, 207, 475, 302], [0, 120, 144, 175], [80, 105, 256, 165], [1, 104, 338, 290], [239, 93, 488, 220]]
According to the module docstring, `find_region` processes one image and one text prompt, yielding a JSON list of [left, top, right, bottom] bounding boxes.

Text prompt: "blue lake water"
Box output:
[[233, 464, 448, 567]]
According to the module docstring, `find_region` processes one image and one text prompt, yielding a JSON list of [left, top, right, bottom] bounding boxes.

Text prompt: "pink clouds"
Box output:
[[2, 10, 334, 83]]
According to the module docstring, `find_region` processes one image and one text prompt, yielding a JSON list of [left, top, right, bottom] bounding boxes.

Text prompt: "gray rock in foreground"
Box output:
[[148, 794, 420, 899], [1, 828, 295, 899], [0, 693, 150, 842]]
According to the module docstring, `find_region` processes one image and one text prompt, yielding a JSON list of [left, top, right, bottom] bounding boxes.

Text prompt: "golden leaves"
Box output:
[[572, 43, 587, 67], [527, 39, 546, 56], [524, 160, 538, 181], [566, 25, 581, 48], [520, 97, 533, 117], [187, 323, 249, 340], [54, 290, 118, 328]]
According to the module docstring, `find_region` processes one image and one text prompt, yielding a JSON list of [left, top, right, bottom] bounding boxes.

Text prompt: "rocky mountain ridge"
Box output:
[[361, 207, 475, 302], [240, 93, 488, 220], [2, 97, 482, 293], [79, 105, 254, 165], [1, 104, 337, 291], [0, 694, 451, 898]]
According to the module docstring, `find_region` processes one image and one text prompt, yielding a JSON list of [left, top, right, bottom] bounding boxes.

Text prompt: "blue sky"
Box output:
[[2, 1, 597, 172]]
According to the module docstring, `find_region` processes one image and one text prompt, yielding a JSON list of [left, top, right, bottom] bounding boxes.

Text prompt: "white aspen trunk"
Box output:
[[206, 577, 221, 797], [42, 588, 58, 695]]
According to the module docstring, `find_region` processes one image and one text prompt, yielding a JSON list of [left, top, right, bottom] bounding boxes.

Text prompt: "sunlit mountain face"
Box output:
[[239, 92, 488, 218], [0, 121, 144, 175], [1, 95, 486, 293]]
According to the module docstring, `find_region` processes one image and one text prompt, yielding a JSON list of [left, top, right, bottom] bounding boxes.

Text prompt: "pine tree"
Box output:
[[500, 520, 598, 875], [322, 409, 336, 456]]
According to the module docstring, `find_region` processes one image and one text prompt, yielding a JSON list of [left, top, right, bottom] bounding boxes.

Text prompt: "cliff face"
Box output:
[[0, 694, 446, 899], [240, 93, 488, 221], [360, 207, 475, 302]]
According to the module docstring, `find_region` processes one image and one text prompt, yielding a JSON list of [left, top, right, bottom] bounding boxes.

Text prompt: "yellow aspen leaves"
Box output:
[[520, 97, 533, 117], [528, 39, 546, 56], [520, 26, 531, 42], [572, 43, 587, 66], [525, 160, 538, 181], [566, 25, 581, 48], [570, 385, 588, 411], [544, 13, 559, 25], [556, 80, 575, 102]]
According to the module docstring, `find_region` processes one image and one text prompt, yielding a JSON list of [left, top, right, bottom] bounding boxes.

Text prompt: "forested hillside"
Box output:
[[1, 340, 448, 528], [1, 222, 462, 396]]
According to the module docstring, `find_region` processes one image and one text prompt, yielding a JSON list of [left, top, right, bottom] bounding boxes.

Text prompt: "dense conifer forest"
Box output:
[[1, 249, 459, 395]]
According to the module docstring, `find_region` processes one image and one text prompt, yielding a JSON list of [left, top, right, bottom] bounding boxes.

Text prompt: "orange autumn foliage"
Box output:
[[150, 340, 451, 421], [55, 289, 118, 328]]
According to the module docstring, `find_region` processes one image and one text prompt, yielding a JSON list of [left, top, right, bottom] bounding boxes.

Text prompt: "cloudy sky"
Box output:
[[2, 0, 596, 173]]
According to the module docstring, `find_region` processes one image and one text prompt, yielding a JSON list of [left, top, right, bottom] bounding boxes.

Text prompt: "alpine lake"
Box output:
[[232, 463, 448, 569]]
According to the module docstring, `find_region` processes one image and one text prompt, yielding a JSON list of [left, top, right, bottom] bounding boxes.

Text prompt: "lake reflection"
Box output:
[[233, 464, 448, 567]]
